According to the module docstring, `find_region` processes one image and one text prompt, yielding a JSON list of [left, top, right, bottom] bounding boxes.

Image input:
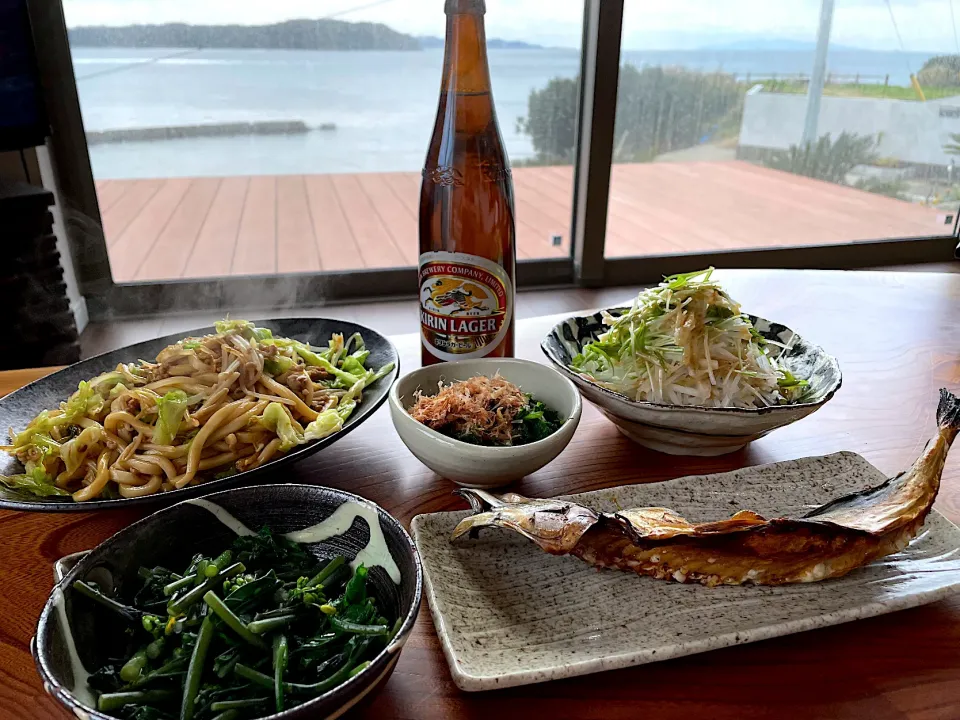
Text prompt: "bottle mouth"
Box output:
[[444, 0, 486, 14]]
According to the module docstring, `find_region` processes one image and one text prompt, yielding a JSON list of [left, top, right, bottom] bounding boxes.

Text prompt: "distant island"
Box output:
[[698, 38, 869, 53], [68, 19, 420, 51], [67, 21, 547, 52], [417, 35, 543, 50]]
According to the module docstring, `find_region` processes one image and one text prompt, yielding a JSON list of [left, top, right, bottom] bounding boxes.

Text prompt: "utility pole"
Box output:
[[801, 0, 835, 147]]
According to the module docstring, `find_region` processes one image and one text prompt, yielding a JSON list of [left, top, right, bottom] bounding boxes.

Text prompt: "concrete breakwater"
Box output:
[[85, 120, 333, 145]]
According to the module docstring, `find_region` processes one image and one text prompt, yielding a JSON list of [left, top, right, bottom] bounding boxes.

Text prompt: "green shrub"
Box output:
[[516, 64, 742, 166], [761, 132, 880, 183], [515, 76, 579, 164], [918, 55, 960, 87]]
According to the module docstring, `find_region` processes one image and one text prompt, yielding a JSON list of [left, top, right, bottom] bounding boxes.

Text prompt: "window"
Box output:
[[30, 0, 958, 316], [604, 0, 960, 262], [58, 0, 581, 285]]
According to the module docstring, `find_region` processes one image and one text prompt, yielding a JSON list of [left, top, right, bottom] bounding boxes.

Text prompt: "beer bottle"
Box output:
[[418, 0, 516, 366]]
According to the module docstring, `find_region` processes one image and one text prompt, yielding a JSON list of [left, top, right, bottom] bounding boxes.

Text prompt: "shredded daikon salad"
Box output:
[[570, 268, 808, 409]]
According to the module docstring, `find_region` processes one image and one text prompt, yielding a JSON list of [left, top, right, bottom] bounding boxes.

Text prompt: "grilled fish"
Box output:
[[451, 389, 960, 586]]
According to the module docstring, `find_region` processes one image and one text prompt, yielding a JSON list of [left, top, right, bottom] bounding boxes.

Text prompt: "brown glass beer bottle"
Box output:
[[418, 0, 516, 366]]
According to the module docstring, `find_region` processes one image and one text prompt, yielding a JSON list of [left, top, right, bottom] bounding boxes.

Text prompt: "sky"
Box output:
[[62, 0, 960, 53]]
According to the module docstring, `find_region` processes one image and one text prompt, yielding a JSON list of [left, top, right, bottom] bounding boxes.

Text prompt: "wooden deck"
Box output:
[[95, 161, 944, 283]]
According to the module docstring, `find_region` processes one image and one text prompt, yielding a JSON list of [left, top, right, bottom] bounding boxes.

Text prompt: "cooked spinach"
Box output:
[[75, 527, 393, 719]]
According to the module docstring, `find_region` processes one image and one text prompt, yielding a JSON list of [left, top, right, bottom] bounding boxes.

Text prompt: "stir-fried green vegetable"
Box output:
[[78, 528, 393, 719], [571, 268, 809, 409]]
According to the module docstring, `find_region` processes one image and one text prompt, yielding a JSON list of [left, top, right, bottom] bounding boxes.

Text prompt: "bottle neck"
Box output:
[[440, 3, 492, 94]]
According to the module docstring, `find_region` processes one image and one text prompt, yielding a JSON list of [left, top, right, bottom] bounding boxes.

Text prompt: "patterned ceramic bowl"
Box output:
[[541, 309, 841, 456]]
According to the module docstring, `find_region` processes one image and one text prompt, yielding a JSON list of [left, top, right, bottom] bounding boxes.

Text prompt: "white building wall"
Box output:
[[739, 92, 960, 167]]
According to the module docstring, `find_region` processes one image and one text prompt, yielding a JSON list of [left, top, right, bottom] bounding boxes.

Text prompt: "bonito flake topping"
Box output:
[[408, 374, 530, 446]]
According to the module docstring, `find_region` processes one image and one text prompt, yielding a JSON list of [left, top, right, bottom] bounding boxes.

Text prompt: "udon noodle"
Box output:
[[1, 320, 393, 501]]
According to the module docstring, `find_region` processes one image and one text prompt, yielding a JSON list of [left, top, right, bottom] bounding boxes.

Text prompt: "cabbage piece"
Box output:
[[117, 363, 148, 386], [153, 390, 189, 446], [285, 342, 363, 387], [62, 381, 105, 422], [12, 411, 73, 449], [332, 362, 395, 423], [88, 370, 126, 395], [368, 361, 395, 384], [324, 333, 346, 365], [263, 355, 297, 377], [302, 410, 343, 442], [0, 466, 68, 497], [22, 432, 61, 459], [290, 342, 328, 369], [215, 319, 254, 334], [109, 383, 130, 399], [341, 349, 370, 377], [60, 424, 104, 475], [215, 319, 256, 339], [257, 403, 304, 452], [214, 319, 271, 342], [312, 357, 363, 388], [344, 332, 365, 355], [336, 398, 357, 424]]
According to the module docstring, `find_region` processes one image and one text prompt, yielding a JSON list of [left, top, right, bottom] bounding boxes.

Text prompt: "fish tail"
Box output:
[[937, 388, 960, 441]]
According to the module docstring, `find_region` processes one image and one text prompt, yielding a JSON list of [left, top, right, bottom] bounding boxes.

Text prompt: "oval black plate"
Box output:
[[0, 318, 399, 512]]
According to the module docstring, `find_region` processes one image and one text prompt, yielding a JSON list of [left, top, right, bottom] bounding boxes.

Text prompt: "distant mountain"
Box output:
[[699, 38, 869, 53], [68, 19, 420, 51], [417, 35, 543, 50]]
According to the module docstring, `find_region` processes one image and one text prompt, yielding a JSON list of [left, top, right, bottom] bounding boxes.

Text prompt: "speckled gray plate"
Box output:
[[0, 318, 398, 511], [412, 452, 960, 691]]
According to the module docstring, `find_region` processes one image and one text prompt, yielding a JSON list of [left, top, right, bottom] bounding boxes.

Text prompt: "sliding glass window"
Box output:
[[604, 0, 959, 264], [32, 0, 958, 317], [55, 0, 581, 291]]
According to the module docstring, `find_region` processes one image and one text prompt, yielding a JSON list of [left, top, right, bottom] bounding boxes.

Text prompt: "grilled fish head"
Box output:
[[452, 488, 600, 554]]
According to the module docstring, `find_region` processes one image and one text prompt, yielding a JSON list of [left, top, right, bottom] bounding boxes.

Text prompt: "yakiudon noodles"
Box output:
[[1, 320, 394, 502]]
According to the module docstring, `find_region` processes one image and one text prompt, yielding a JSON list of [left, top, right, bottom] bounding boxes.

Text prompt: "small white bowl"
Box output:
[[389, 358, 582, 488]]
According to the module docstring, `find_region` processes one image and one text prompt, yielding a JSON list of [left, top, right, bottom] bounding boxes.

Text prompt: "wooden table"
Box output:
[[2, 269, 960, 720]]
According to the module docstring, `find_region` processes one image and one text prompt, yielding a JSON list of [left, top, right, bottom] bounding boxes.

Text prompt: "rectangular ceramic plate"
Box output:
[[411, 451, 960, 691]]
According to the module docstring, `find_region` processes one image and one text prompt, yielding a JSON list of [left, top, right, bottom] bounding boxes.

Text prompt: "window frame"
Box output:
[[28, 0, 959, 320]]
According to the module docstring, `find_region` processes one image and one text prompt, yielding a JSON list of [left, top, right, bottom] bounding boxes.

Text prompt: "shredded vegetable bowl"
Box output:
[[570, 269, 808, 409], [1, 320, 394, 501]]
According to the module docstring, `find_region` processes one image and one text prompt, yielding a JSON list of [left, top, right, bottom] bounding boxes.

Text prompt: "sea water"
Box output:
[[71, 46, 936, 180]]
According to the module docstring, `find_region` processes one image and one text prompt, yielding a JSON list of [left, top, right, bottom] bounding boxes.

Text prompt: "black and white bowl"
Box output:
[[33, 484, 422, 720], [541, 309, 841, 456]]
